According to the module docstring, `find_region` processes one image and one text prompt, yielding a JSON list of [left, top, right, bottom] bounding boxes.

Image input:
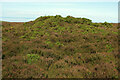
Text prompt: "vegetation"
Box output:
[[2, 15, 119, 78]]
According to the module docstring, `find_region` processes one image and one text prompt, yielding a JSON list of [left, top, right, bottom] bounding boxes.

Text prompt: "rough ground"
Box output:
[[1, 15, 119, 78]]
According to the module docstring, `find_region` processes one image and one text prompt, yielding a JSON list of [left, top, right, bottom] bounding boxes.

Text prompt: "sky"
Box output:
[[0, 0, 119, 2], [0, 1, 118, 23]]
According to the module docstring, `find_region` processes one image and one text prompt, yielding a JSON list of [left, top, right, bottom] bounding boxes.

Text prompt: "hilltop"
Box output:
[[2, 15, 119, 78]]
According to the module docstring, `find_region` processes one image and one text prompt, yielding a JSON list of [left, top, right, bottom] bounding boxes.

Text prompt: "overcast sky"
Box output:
[[0, 0, 119, 2], [0, 1, 118, 23]]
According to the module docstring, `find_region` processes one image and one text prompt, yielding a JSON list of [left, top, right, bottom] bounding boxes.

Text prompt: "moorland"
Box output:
[[1, 15, 119, 78]]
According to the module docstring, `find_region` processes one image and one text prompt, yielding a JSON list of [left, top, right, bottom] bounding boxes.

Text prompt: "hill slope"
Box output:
[[2, 15, 119, 78]]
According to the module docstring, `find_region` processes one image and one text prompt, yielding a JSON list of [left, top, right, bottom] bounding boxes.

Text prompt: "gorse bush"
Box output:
[[101, 22, 113, 28], [26, 54, 40, 64], [106, 44, 114, 53]]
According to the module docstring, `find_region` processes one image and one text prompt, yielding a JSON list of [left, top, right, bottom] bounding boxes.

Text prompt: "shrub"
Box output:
[[102, 22, 113, 28], [26, 54, 40, 64], [106, 44, 114, 53]]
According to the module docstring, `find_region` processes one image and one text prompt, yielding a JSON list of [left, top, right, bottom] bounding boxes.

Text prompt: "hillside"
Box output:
[[2, 15, 119, 78]]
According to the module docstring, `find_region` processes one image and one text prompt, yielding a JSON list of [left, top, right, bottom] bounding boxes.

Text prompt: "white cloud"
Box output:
[[0, 0, 119, 2]]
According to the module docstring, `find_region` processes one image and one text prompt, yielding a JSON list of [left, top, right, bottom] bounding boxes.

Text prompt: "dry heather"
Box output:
[[1, 15, 119, 78]]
